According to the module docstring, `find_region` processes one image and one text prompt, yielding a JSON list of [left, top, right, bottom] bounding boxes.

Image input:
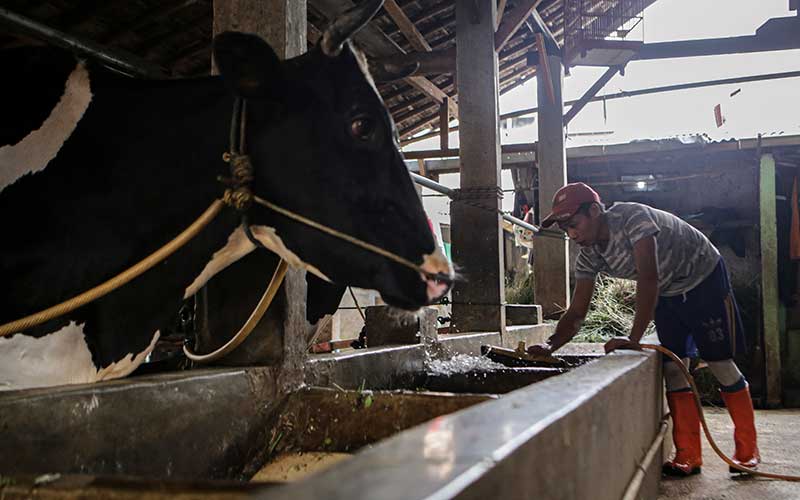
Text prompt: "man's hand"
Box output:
[[604, 336, 642, 354], [527, 343, 553, 357]]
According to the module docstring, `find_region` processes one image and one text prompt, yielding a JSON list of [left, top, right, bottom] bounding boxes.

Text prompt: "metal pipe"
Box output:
[[0, 7, 167, 79], [409, 172, 565, 239], [621, 420, 669, 500]]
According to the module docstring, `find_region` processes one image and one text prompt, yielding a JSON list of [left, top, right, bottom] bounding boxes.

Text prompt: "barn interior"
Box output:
[[1, 1, 800, 499]]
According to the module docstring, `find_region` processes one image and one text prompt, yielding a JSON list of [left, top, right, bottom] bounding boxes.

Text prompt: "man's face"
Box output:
[[558, 208, 600, 246]]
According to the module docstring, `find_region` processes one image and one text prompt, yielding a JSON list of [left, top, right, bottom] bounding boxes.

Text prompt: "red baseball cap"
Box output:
[[541, 183, 601, 228]]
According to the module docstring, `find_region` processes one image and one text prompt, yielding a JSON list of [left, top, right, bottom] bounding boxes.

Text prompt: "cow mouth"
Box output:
[[422, 272, 452, 304]]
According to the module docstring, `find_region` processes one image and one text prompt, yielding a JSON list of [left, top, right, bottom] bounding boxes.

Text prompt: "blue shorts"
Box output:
[[654, 258, 746, 362]]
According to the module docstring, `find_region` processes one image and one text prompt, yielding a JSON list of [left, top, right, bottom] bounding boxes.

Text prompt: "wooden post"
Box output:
[[534, 53, 569, 318], [439, 98, 449, 150], [760, 153, 782, 407], [213, 0, 306, 59], [451, 0, 505, 332], [200, 0, 308, 375]]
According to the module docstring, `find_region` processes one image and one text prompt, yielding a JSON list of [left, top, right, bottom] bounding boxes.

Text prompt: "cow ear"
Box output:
[[213, 32, 284, 98]]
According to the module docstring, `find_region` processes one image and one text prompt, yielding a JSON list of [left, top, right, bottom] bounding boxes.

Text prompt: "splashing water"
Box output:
[[426, 353, 506, 376]]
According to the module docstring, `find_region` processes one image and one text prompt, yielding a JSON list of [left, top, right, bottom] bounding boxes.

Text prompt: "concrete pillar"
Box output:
[[197, 1, 308, 374], [534, 54, 570, 317], [213, 0, 306, 59], [451, 0, 505, 332], [759, 153, 782, 407]]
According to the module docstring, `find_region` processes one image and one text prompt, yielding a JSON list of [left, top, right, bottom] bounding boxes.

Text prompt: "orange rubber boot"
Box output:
[[721, 384, 760, 473], [662, 390, 702, 477]]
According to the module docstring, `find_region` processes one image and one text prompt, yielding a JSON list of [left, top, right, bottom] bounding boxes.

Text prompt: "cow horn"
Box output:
[[321, 0, 384, 57], [368, 60, 420, 81]]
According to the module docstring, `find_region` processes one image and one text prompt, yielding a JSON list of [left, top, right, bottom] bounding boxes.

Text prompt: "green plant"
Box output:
[[505, 271, 535, 304], [574, 276, 655, 342]]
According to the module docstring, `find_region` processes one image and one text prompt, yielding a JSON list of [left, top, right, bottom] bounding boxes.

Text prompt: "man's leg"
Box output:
[[681, 260, 760, 472], [655, 298, 703, 477], [709, 359, 760, 470]]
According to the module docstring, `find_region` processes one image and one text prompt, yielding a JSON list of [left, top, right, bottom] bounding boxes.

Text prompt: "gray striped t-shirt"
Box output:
[[574, 202, 720, 296]]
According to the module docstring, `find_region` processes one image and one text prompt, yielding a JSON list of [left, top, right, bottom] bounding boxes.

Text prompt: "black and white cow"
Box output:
[[0, 1, 452, 391]]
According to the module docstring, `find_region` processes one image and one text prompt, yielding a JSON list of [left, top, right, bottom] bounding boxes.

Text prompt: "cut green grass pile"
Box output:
[[574, 276, 655, 342]]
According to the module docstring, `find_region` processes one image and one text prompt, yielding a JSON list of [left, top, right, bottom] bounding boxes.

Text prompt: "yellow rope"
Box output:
[[183, 259, 288, 363], [0, 200, 226, 337], [253, 195, 428, 277], [641, 343, 800, 481]]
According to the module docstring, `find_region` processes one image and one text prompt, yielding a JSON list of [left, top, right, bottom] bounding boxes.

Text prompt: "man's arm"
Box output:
[[630, 235, 659, 342], [604, 235, 659, 353], [528, 278, 595, 355]]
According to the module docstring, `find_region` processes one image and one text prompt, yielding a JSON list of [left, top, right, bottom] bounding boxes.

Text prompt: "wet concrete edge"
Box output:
[[253, 342, 663, 500], [0, 367, 283, 480]]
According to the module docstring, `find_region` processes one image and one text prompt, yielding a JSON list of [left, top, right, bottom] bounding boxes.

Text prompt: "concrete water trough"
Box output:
[[0, 325, 665, 500]]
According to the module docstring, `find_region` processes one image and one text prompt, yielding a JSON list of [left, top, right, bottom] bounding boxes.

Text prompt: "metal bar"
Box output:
[[409, 172, 564, 239], [0, 7, 167, 79], [621, 421, 669, 500], [634, 17, 800, 60], [402, 69, 800, 146], [563, 66, 621, 125]]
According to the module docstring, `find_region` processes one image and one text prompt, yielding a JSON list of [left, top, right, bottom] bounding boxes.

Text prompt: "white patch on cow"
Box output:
[[94, 331, 159, 382], [0, 322, 159, 391], [184, 225, 330, 300], [0, 322, 96, 391], [0, 63, 92, 193], [183, 226, 258, 299]]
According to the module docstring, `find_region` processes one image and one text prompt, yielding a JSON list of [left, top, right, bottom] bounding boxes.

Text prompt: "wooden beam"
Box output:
[[377, 47, 456, 74], [496, 0, 508, 30], [384, 0, 431, 52], [563, 66, 620, 125], [494, 0, 543, 52], [310, 0, 457, 119], [407, 76, 457, 115], [536, 33, 555, 105], [439, 98, 449, 150], [529, 8, 560, 53], [377, 29, 535, 76], [101, 0, 201, 44], [382, 1, 453, 40], [534, 51, 568, 318]]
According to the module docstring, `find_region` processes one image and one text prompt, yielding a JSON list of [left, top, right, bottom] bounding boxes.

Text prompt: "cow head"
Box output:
[[212, 0, 452, 310]]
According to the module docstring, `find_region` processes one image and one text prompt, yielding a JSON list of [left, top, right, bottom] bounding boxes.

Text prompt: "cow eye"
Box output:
[[350, 117, 375, 141]]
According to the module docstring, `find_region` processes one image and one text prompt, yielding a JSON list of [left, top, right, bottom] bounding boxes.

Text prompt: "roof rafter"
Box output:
[[309, 0, 457, 117]]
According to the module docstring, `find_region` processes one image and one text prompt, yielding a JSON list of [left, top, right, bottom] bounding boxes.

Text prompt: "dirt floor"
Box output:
[[251, 452, 352, 483], [658, 407, 800, 499]]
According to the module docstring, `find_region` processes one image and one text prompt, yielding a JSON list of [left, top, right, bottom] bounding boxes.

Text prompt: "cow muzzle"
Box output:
[[420, 251, 454, 304]]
